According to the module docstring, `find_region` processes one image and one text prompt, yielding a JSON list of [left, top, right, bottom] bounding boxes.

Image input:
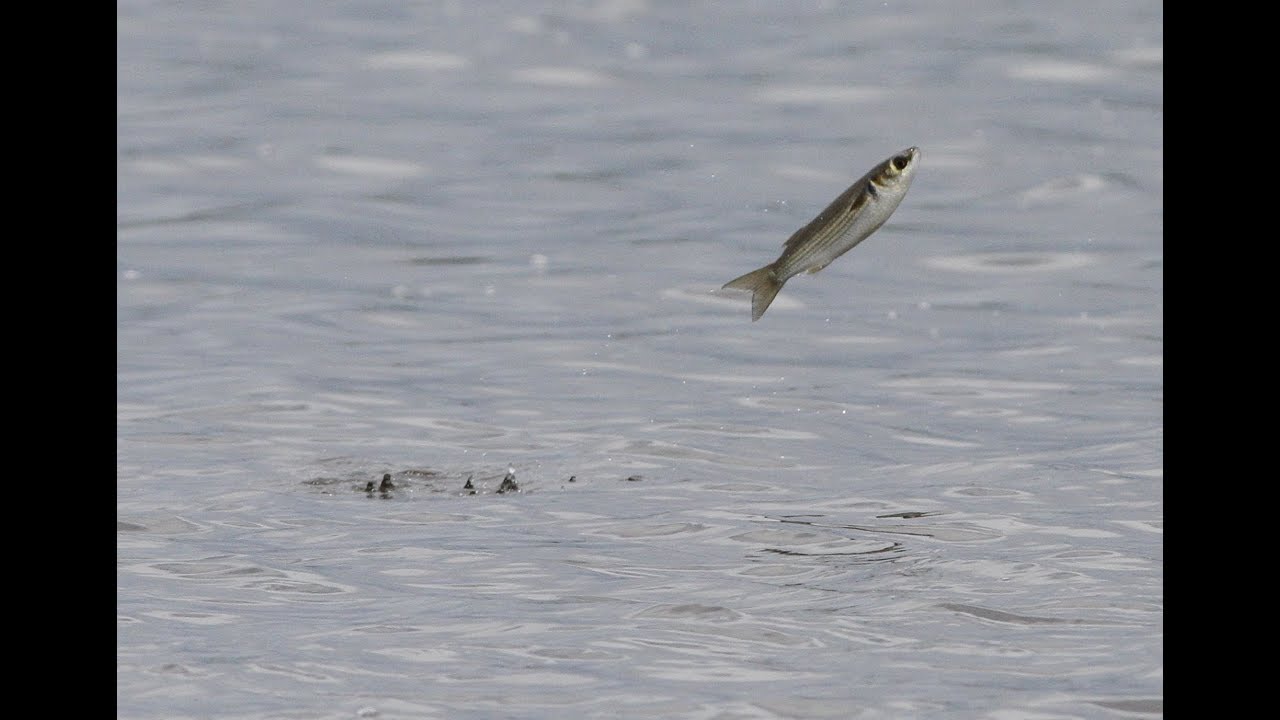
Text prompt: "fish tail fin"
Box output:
[[723, 263, 785, 322]]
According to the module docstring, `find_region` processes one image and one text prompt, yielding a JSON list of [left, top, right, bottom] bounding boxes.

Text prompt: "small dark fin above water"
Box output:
[[722, 262, 784, 322], [364, 481, 376, 493], [463, 474, 474, 490], [379, 473, 395, 492], [497, 471, 519, 494]]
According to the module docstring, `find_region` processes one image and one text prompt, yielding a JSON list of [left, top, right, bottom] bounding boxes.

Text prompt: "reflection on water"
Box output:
[[924, 252, 1095, 273]]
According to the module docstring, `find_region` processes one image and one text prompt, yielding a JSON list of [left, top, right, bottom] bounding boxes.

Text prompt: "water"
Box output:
[[118, 2, 1162, 718]]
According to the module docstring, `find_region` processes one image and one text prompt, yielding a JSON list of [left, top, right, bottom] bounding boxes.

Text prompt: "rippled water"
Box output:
[[118, 2, 1162, 718]]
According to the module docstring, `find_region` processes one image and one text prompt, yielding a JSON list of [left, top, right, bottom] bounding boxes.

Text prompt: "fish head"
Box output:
[[863, 146, 919, 206], [881, 146, 920, 187]]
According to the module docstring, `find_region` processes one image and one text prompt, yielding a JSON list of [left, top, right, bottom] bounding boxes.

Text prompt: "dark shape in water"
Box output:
[[463, 475, 474, 490], [364, 481, 376, 493], [497, 471, 519, 494], [568, 475, 576, 482], [625, 475, 642, 482], [379, 473, 395, 492]]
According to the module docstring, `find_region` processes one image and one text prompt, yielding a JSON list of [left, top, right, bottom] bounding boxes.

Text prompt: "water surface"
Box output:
[[118, 2, 1162, 718]]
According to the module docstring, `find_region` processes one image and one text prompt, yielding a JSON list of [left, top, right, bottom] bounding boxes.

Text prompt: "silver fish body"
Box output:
[[723, 146, 920, 321]]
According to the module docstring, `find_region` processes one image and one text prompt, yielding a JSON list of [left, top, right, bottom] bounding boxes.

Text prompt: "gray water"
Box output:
[[117, 2, 1162, 718]]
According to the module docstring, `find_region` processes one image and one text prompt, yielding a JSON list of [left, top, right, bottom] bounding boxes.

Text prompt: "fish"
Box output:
[[722, 146, 920, 321]]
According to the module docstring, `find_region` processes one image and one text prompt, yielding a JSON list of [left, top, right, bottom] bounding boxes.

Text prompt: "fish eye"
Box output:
[[892, 155, 911, 171]]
